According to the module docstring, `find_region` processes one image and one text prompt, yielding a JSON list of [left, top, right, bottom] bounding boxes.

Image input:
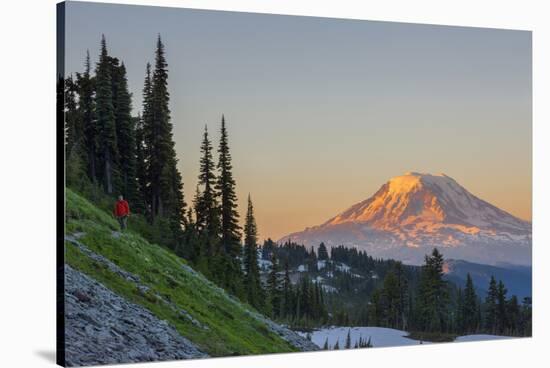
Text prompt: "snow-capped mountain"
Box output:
[[280, 172, 531, 266]]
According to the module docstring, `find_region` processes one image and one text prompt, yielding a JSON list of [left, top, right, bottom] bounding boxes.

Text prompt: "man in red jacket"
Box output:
[[113, 195, 130, 231]]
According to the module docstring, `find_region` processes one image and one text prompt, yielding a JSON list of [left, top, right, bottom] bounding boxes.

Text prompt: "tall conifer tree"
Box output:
[[134, 114, 148, 212], [415, 248, 448, 332], [112, 62, 137, 202], [64, 75, 81, 157], [195, 126, 220, 256], [267, 252, 282, 318], [485, 276, 498, 333], [282, 261, 293, 318], [462, 273, 478, 333], [317, 242, 329, 261], [144, 35, 186, 222], [243, 195, 263, 310], [95, 35, 118, 194], [216, 115, 241, 257], [65, 75, 87, 189], [213, 115, 244, 294], [76, 50, 97, 182], [139, 63, 153, 213], [140, 36, 186, 242], [496, 280, 508, 334]]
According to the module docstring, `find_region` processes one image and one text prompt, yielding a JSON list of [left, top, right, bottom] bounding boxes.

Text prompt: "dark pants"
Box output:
[[117, 215, 128, 231]]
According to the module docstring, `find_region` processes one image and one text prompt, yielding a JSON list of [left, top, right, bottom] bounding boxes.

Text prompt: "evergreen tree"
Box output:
[[496, 280, 508, 334], [188, 185, 209, 272], [462, 273, 478, 333], [216, 115, 241, 256], [64, 75, 81, 157], [112, 62, 138, 203], [317, 242, 329, 261], [65, 75, 86, 189], [214, 115, 243, 294], [415, 248, 449, 332], [485, 276, 498, 334], [139, 62, 153, 213], [166, 159, 187, 245], [365, 337, 372, 348], [282, 261, 293, 318], [195, 125, 221, 256], [393, 262, 409, 330], [144, 35, 186, 224], [455, 288, 464, 334], [506, 295, 521, 335], [76, 50, 97, 182], [368, 289, 383, 326], [134, 114, 148, 213], [382, 270, 400, 328], [520, 297, 532, 336], [95, 35, 118, 194], [323, 337, 329, 350], [243, 195, 263, 310], [267, 252, 282, 318], [345, 328, 352, 349]]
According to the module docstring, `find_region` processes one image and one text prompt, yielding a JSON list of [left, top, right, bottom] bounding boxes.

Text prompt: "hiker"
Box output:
[[113, 195, 130, 231]]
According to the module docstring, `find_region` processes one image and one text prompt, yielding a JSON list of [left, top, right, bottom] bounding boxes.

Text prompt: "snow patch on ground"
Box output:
[[299, 327, 426, 349], [321, 285, 338, 293], [299, 327, 516, 349], [335, 263, 350, 272], [258, 258, 272, 271], [455, 334, 515, 342]]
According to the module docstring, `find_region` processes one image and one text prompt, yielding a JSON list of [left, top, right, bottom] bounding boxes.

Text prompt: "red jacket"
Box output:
[[114, 200, 130, 217]]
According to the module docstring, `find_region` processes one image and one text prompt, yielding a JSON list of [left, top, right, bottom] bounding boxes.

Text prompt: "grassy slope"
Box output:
[[65, 189, 297, 357]]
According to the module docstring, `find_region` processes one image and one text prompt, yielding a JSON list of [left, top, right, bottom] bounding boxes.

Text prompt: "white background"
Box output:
[[0, 0, 548, 367]]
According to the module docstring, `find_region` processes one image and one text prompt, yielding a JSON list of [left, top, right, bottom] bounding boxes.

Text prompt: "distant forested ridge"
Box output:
[[259, 241, 531, 337]]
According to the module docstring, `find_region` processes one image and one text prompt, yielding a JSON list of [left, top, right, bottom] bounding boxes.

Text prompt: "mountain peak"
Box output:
[[387, 172, 451, 195], [281, 172, 531, 266], [326, 172, 528, 232]]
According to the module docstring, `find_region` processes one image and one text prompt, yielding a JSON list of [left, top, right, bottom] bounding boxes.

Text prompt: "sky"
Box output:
[[64, 1, 532, 241]]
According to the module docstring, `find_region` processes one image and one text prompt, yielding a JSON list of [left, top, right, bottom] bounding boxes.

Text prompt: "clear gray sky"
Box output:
[[64, 1, 532, 241]]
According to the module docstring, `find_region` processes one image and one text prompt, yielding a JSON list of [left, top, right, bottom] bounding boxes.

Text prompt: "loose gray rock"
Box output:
[[65, 235, 207, 330], [245, 309, 320, 352], [64, 265, 208, 366]]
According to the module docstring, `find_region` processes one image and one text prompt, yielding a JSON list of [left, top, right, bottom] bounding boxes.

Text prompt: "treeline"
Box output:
[[368, 248, 532, 337], [62, 35, 268, 313]]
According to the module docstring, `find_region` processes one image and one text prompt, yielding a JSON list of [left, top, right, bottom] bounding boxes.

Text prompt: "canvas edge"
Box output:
[[56, 1, 66, 367]]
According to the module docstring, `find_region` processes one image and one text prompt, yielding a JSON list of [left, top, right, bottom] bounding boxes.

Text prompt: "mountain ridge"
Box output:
[[443, 259, 532, 299]]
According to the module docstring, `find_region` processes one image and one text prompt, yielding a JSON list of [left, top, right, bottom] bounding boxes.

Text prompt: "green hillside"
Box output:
[[64, 189, 299, 357]]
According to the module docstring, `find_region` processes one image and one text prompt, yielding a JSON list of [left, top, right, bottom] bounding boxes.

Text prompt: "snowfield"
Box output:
[[298, 327, 516, 349], [455, 334, 515, 342], [298, 327, 425, 349]]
